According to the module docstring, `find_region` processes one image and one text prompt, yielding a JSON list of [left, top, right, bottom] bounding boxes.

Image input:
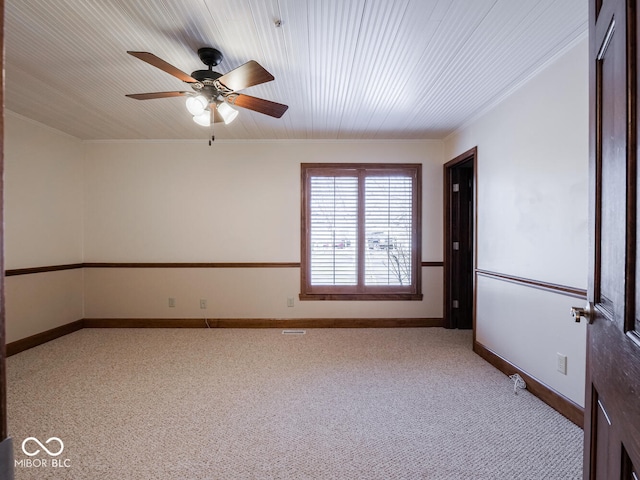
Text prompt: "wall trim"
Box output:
[[83, 138, 445, 145], [476, 269, 587, 299], [7, 318, 444, 355], [473, 341, 584, 427], [82, 262, 301, 269], [421, 261, 444, 267], [7, 320, 84, 356], [6, 261, 444, 276], [5, 263, 83, 276], [84, 318, 444, 329]]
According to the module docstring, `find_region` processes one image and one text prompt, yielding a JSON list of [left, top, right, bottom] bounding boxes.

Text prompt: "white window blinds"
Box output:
[[364, 176, 413, 286], [309, 176, 358, 285]]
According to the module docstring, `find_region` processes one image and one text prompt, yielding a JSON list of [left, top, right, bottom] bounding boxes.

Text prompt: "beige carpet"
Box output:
[[7, 328, 583, 479]]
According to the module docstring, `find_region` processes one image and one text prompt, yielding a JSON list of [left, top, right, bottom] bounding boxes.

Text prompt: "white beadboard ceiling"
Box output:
[[5, 0, 587, 141]]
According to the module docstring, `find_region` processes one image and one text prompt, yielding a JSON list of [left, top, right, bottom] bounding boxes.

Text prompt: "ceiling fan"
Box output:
[[126, 47, 288, 143]]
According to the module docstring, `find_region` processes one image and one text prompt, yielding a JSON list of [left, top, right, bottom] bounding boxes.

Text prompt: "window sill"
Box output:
[[299, 293, 423, 301]]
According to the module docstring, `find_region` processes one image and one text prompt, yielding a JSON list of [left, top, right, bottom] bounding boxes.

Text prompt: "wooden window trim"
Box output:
[[300, 163, 422, 301]]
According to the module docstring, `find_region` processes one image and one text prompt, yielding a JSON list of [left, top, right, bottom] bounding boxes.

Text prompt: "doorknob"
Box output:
[[571, 303, 593, 324]]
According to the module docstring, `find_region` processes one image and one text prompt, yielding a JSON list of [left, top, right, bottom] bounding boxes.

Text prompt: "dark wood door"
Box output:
[[444, 149, 475, 330], [584, 0, 640, 477]]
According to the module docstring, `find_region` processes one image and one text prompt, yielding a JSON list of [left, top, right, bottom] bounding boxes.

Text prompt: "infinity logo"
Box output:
[[21, 437, 64, 457]]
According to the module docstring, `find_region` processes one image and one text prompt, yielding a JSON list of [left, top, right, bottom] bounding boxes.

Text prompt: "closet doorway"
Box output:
[[443, 147, 476, 330]]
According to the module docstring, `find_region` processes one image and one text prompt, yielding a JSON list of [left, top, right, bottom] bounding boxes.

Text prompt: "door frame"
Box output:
[[443, 147, 477, 330], [0, 0, 11, 477]]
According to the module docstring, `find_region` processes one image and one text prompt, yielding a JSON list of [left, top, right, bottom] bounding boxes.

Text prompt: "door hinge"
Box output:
[[453, 183, 460, 192], [453, 300, 459, 308]]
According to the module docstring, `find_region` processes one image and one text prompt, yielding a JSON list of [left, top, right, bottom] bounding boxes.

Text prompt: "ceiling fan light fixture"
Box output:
[[217, 101, 239, 124], [186, 95, 208, 116], [126, 48, 289, 142], [193, 110, 211, 127]]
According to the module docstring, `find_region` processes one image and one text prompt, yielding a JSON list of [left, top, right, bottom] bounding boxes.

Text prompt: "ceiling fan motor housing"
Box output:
[[198, 47, 223, 67], [192, 48, 225, 98], [190, 70, 223, 97]]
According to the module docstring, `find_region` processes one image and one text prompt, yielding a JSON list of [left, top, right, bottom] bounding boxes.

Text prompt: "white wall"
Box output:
[[5, 270, 84, 342], [4, 113, 85, 342], [83, 267, 443, 319], [82, 140, 444, 320], [444, 37, 589, 406], [5, 114, 84, 269], [83, 141, 443, 262]]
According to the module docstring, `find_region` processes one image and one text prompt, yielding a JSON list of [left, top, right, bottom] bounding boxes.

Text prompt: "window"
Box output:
[[300, 163, 422, 300]]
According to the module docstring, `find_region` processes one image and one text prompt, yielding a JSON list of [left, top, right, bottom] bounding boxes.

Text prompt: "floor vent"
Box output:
[[282, 330, 306, 335]]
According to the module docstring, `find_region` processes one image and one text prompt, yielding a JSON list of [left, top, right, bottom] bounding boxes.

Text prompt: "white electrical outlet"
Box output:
[[557, 353, 567, 375], [287, 297, 294, 307], [168, 297, 176, 308], [200, 299, 207, 309]]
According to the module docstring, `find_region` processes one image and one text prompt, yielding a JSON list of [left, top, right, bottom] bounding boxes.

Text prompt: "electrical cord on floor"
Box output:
[[509, 373, 526, 395]]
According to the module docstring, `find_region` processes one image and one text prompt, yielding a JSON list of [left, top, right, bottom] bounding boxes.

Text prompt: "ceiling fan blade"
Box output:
[[226, 94, 288, 118], [127, 51, 198, 84], [217, 61, 274, 91], [126, 91, 189, 100]]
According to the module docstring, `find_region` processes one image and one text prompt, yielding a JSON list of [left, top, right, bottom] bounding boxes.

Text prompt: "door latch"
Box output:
[[571, 303, 593, 324]]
